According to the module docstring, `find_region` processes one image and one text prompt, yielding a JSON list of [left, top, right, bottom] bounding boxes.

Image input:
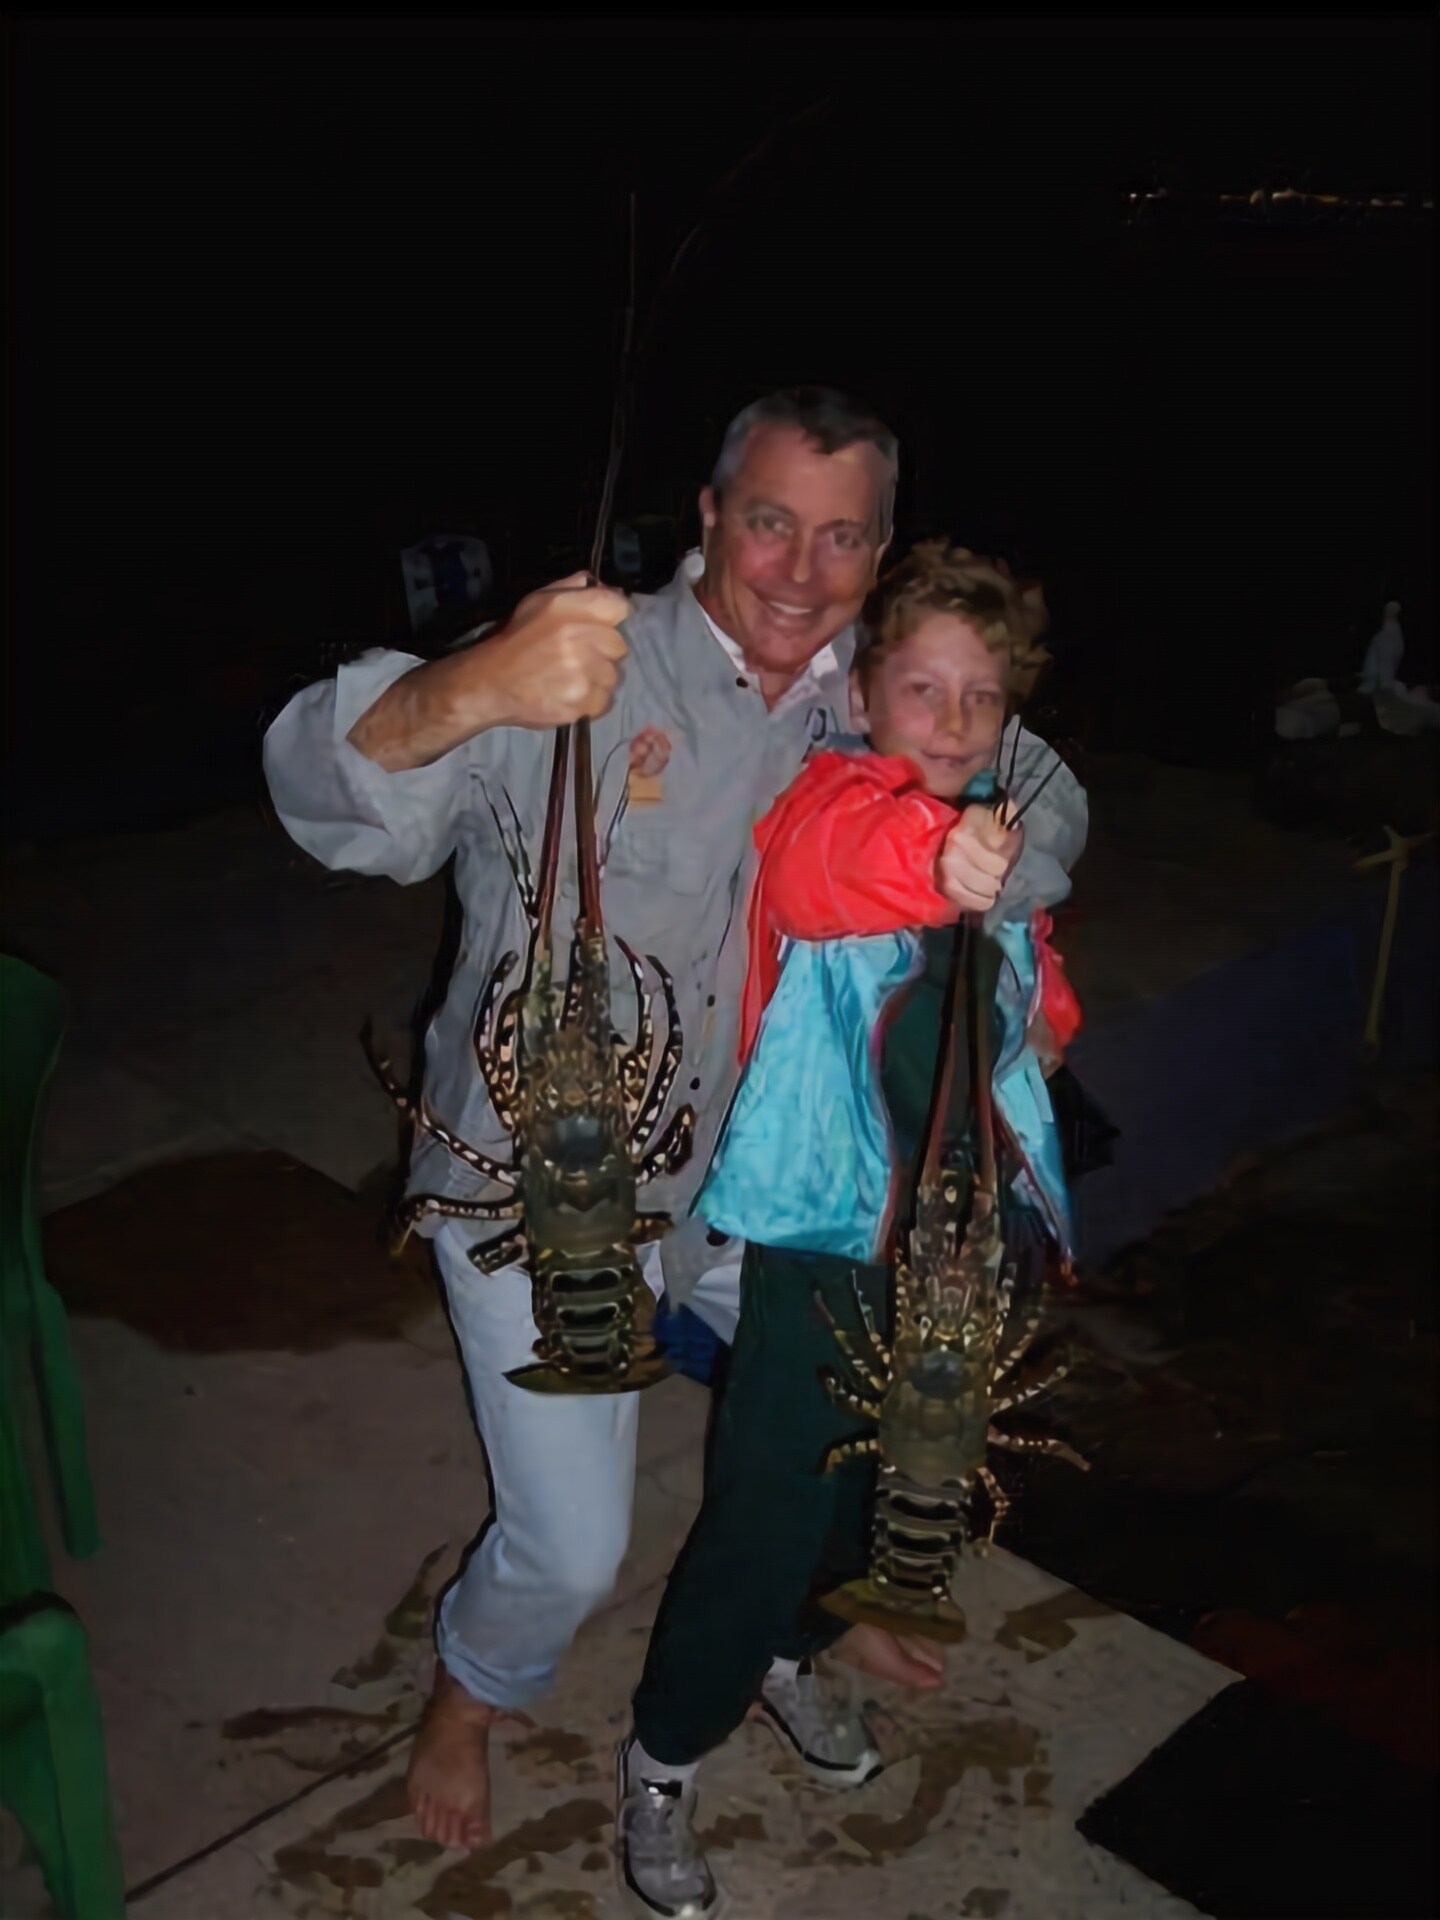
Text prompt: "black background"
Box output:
[[4, 16, 1434, 837]]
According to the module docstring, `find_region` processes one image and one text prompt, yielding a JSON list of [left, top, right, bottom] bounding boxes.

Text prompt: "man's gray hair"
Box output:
[[710, 387, 899, 541]]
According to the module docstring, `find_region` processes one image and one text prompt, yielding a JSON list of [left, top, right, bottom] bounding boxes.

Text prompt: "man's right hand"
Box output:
[[347, 572, 632, 772], [471, 574, 631, 731]]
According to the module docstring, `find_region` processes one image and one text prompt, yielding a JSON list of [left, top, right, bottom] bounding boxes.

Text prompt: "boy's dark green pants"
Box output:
[[631, 1241, 887, 1768]]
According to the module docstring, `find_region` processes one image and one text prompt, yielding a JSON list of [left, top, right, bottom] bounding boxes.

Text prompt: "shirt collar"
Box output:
[[680, 550, 843, 710]]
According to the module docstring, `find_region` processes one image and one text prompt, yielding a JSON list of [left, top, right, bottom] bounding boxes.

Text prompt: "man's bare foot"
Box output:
[[407, 1666, 529, 1851], [833, 1624, 946, 1690]]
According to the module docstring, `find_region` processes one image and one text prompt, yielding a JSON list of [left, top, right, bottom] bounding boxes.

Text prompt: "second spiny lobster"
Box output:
[[815, 736, 1088, 1640]]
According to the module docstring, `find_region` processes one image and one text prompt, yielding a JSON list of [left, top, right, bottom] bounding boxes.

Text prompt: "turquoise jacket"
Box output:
[[696, 753, 1076, 1263]]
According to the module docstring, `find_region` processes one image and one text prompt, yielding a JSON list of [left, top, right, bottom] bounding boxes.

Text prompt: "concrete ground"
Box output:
[[0, 760, 1400, 1918]]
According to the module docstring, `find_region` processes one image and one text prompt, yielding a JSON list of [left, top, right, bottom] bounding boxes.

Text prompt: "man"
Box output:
[[263, 389, 1084, 1853]]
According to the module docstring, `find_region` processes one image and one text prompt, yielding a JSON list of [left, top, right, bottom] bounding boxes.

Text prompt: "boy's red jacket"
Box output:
[[738, 749, 1081, 1065]]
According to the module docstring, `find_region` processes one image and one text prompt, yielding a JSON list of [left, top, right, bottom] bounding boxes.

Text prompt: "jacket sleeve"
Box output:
[[262, 648, 514, 885], [764, 781, 959, 939]]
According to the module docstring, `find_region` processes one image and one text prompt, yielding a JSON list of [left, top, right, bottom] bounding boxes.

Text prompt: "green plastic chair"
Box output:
[[0, 1597, 126, 1918], [1, 957, 124, 1914], [1, 954, 100, 1595]]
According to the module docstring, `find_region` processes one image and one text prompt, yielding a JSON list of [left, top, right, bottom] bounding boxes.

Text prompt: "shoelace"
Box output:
[[631, 1780, 699, 1868]]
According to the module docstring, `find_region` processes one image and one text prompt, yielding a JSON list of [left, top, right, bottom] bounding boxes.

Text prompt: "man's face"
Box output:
[[850, 614, 1007, 800], [695, 425, 891, 682]]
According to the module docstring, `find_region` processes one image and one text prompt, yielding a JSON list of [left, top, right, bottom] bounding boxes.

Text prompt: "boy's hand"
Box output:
[[937, 804, 1024, 915]]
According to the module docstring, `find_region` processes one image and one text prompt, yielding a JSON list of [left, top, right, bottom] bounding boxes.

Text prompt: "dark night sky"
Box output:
[[3, 15, 1435, 833]]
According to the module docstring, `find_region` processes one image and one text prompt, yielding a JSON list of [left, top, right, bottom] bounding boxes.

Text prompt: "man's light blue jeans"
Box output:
[[432, 1222, 739, 1710]]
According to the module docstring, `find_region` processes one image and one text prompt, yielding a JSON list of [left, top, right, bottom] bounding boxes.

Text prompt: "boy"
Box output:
[[616, 543, 1087, 1918]]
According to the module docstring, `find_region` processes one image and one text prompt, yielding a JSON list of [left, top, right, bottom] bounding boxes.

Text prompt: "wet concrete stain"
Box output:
[[415, 1799, 611, 1920], [960, 1890, 1012, 1917], [506, 1727, 598, 1786], [332, 1634, 401, 1690], [273, 1843, 386, 1894], [222, 1700, 412, 1781], [994, 1588, 1115, 1662], [274, 1774, 412, 1894], [222, 1704, 398, 1742], [516, 1896, 597, 1920], [838, 1719, 1041, 1863], [694, 1811, 768, 1851], [580, 1849, 609, 1872], [387, 1544, 449, 1639], [383, 1837, 445, 1868], [45, 1150, 436, 1351], [1022, 1766, 1052, 1808]]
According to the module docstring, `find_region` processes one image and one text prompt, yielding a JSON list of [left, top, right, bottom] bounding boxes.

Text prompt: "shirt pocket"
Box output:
[[608, 817, 711, 895]]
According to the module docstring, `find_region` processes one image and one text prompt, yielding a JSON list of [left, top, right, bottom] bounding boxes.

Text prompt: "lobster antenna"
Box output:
[[968, 914, 998, 1203], [920, 918, 967, 1190], [535, 727, 571, 956], [919, 909, 995, 1205], [991, 712, 1011, 786], [1007, 754, 1064, 832], [536, 189, 639, 945], [535, 107, 839, 940], [575, 188, 638, 933], [1004, 703, 1025, 797]]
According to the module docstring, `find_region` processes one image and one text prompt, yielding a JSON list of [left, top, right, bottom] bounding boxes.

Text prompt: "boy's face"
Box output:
[[850, 613, 1007, 800]]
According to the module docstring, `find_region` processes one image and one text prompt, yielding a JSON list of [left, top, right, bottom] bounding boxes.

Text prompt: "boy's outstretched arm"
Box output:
[[759, 760, 967, 940]]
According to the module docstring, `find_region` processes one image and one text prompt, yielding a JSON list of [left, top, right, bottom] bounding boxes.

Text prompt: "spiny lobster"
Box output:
[[362, 735, 695, 1393], [362, 195, 696, 1394], [815, 722, 1088, 1641]]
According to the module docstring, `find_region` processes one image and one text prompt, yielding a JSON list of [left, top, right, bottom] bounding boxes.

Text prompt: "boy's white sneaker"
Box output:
[[615, 1739, 719, 1918], [755, 1658, 883, 1787]]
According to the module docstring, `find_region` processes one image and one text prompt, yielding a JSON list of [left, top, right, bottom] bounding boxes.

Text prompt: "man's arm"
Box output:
[[347, 577, 631, 771], [262, 575, 632, 884]]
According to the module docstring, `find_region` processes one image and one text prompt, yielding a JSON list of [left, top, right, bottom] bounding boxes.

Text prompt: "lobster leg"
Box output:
[[613, 938, 655, 1124], [413, 1099, 519, 1187], [629, 956, 684, 1153], [387, 1189, 525, 1254], [474, 951, 522, 1131], [811, 1291, 892, 1399], [821, 1435, 880, 1474], [468, 1228, 529, 1275], [359, 1021, 416, 1117], [992, 1305, 1045, 1391], [486, 984, 527, 1124], [631, 1212, 671, 1245], [635, 1106, 695, 1184], [818, 1369, 883, 1423], [976, 1463, 1010, 1548], [991, 1356, 1071, 1417], [988, 1428, 1091, 1472]]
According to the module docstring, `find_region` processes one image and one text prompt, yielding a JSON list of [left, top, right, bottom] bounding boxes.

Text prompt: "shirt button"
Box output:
[[706, 995, 716, 1008], [735, 675, 748, 689], [689, 1076, 701, 1091]]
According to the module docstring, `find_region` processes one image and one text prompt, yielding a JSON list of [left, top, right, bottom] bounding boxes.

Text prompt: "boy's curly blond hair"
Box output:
[[855, 540, 1051, 697]]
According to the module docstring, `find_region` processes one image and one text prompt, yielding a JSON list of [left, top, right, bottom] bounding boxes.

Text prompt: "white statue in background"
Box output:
[[1360, 599, 1439, 735], [1360, 601, 1405, 693], [1275, 597, 1438, 742]]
